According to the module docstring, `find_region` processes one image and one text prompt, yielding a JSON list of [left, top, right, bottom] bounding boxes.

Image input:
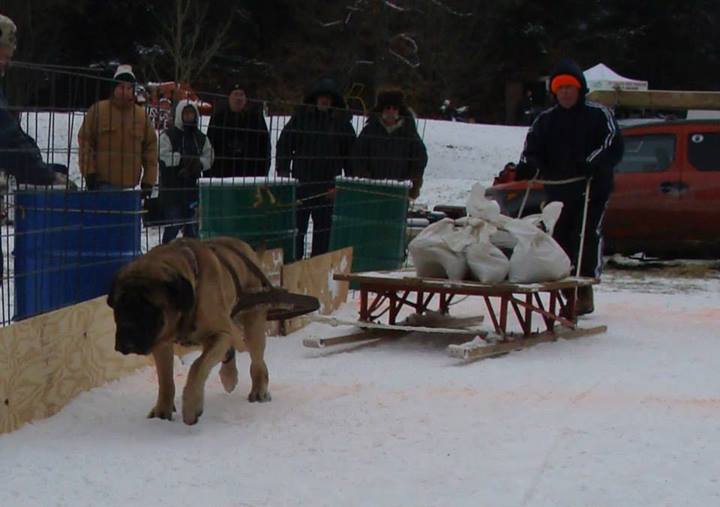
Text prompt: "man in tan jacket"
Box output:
[[78, 65, 157, 191]]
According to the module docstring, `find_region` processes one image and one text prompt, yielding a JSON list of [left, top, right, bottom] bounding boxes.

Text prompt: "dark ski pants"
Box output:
[[162, 205, 197, 244], [551, 187, 610, 279], [296, 186, 333, 260]]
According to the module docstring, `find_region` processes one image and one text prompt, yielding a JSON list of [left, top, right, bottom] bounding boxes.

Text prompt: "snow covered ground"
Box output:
[[2, 118, 720, 507]]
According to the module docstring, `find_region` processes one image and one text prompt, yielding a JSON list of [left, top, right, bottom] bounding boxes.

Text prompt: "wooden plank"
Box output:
[[281, 248, 353, 335], [587, 89, 720, 110], [448, 325, 607, 361], [0, 297, 151, 434], [311, 315, 486, 335], [303, 330, 402, 349], [333, 272, 598, 294]]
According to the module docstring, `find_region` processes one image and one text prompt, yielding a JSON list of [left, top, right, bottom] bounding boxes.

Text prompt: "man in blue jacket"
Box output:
[[515, 58, 624, 315]]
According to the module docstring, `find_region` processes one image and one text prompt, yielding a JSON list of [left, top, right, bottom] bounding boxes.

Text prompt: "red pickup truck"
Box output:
[[486, 119, 720, 258]]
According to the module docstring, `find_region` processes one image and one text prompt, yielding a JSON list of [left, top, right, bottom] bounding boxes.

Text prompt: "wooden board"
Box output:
[[311, 315, 486, 335], [448, 325, 607, 361], [587, 89, 720, 110], [304, 315, 486, 349], [0, 296, 151, 434], [281, 248, 353, 335], [303, 329, 404, 349], [333, 272, 598, 295]]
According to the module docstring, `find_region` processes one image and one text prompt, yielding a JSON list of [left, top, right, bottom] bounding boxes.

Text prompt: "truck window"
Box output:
[[617, 134, 675, 173], [688, 132, 720, 171]]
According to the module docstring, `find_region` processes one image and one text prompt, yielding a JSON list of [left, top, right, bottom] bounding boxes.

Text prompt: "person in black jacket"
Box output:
[[0, 14, 69, 276], [352, 89, 428, 200], [276, 77, 356, 259], [206, 83, 270, 178], [158, 100, 214, 244], [515, 58, 624, 315]]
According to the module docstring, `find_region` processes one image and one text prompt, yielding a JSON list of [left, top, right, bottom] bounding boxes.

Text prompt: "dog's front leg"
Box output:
[[149, 343, 175, 420], [182, 331, 231, 425]]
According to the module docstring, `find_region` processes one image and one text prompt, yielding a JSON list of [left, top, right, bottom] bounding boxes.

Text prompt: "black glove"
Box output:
[[179, 157, 203, 179], [141, 183, 153, 200], [85, 173, 98, 190], [577, 161, 597, 178]]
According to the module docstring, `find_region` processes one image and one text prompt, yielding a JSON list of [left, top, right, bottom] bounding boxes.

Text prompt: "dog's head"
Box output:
[[107, 267, 194, 356]]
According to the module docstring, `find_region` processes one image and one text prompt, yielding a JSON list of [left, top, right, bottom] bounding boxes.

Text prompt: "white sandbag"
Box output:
[[408, 218, 470, 280], [503, 217, 571, 283], [466, 224, 510, 283], [466, 183, 501, 222]]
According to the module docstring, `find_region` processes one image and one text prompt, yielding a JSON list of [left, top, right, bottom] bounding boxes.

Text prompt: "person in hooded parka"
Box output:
[[158, 100, 214, 244], [515, 58, 624, 314], [276, 77, 356, 259]]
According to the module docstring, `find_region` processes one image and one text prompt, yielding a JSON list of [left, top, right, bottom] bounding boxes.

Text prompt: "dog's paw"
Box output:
[[148, 403, 175, 421], [248, 390, 272, 403], [182, 405, 204, 426], [219, 365, 238, 394]]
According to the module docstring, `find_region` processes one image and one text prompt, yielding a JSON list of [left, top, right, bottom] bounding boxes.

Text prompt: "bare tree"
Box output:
[[156, 0, 236, 84]]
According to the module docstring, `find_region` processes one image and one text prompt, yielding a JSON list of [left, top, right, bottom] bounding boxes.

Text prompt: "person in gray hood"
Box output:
[[158, 100, 214, 244]]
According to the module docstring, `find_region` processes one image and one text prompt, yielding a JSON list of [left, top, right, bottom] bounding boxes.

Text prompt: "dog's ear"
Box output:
[[107, 270, 122, 308], [165, 275, 195, 313]]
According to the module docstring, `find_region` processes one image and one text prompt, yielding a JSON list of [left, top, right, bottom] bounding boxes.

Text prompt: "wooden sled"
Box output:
[[317, 271, 607, 360]]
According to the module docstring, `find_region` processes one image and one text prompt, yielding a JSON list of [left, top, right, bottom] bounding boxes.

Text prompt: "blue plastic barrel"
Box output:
[[14, 189, 141, 320]]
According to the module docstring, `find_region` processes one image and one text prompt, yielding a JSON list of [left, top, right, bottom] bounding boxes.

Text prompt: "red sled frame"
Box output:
[[335, 272, 598, 337]]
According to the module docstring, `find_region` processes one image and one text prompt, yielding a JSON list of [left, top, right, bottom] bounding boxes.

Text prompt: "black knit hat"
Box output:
[[374, 89, 406, 110], [228, 80, 256, 97]]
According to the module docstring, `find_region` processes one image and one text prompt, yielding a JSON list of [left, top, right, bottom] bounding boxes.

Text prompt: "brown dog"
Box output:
[[108, 237, 280, 425]]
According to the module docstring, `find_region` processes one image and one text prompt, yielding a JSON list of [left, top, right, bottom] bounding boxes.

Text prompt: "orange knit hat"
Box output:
[[550, 74, 582, 94]]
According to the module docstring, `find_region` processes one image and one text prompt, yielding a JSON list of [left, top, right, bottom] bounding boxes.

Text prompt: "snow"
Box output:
[[2, 117, 720, 507]]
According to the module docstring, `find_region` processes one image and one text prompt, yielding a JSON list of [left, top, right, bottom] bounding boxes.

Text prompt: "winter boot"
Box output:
[[576, 286, 594, 315]]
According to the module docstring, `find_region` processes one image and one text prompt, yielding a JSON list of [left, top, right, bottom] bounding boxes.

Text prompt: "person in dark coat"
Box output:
[[158, 100, 214, 244], [276, 77, 356, 260], [206, 83, 270, 178], [351, 89, 428, 200], [0, 14, 69, 277], [515, 58, 624, 315]]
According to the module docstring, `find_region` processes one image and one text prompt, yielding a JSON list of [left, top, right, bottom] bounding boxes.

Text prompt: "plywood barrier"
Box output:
[[281, 247, 353, 335], [0, 297, 150, 434]]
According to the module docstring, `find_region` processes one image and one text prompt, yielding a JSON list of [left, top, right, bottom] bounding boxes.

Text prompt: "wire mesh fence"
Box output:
[[0, 64, 428, 325]]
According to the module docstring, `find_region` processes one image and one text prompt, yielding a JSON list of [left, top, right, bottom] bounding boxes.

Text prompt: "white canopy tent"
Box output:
[[584, 63, 648, 92]]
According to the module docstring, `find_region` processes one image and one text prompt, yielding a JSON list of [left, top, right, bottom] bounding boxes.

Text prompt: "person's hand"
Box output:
[[179, 157, 203, 179], [326, 187, 337, 201], [141, 183, 153, 200]]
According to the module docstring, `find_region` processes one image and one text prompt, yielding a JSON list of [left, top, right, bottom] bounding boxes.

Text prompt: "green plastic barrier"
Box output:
[[199, 177, 297, 261], [329, 177, 410, 273]]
